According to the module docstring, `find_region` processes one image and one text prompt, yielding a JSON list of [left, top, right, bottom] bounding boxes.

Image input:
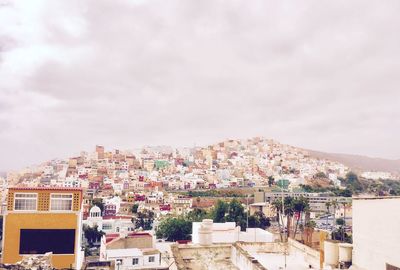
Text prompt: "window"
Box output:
[[19, 229, 75, 254], [50, 194, 73, 211], [148, 256, 155, 263], [102, 223, 112, 230], [132, 258, 139, 265], [14, 193, 37, 210]]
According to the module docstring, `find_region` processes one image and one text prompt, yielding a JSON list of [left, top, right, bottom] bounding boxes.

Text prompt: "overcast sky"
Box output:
[[1, 0, 400, 171]]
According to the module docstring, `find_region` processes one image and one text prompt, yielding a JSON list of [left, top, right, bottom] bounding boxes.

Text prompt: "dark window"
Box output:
[[19, 229, 75, 254]]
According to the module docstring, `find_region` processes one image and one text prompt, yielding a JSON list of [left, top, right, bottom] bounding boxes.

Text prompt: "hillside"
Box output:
[[308, 150, 400, 174]]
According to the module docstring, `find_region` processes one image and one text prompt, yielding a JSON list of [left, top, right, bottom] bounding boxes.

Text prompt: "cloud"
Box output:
[[1, 0, 400, 171]]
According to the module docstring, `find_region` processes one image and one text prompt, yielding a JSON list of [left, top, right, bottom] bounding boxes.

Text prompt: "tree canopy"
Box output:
[[133, 210, 154, 230], [248, 211, 271, 229], [131, 203, 139, 214], [83, 225, 104, 246], [156, 217, 192, 241]]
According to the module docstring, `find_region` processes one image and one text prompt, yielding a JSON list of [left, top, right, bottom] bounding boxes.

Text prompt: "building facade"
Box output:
[[352, 196, 400, 270], [1, 187, 84, 269]]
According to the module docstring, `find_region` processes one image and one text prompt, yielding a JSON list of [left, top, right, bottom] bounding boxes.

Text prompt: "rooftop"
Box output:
[[9, 186, 83, 192]]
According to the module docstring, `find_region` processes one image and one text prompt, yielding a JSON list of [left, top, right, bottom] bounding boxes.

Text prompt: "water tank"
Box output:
[[324, 240, 339, 267], [198, 219, 213, 245], [202, 219, 213, 230], [338, 243, 353, 263]]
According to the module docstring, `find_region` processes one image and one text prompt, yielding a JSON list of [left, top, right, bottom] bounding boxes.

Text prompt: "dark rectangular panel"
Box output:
[[19, 229, 75, 254]]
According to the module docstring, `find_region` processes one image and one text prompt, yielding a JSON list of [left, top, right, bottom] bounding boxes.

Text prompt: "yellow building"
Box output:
[[1, 187, 84, 269]]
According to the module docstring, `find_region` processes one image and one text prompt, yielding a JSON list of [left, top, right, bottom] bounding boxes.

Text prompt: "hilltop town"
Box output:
[[2, 137, 351, 191], [0, 137, 399, 270]]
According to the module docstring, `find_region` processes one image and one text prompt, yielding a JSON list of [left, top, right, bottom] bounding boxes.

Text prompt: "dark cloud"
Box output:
[[1, 0, 400, 171]]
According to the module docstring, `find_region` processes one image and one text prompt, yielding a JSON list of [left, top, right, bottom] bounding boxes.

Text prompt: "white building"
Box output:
[[351, 196, 400, 270], [192, 220, 274, 244], [361, 171, 393, 180], [84, 206, 134, 234], [99, 232, 166, 270]]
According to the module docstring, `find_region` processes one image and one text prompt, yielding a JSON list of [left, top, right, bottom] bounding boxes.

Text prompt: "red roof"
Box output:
[[127, 232, 152, 238], [9, 186, 82, 192], [106, 233, 120, 238], [105, 232, 151, 243]]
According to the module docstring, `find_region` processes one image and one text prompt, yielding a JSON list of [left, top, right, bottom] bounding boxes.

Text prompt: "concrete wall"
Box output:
[[231, 242, 268, 270], [238, 228, 274, 243], [192, 222, 239, 244], [193, 223, 273, 244], [352, 197, 400, 270], [288, 238, 320, 269]]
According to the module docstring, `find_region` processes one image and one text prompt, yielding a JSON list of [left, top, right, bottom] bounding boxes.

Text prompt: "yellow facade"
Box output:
[[2, 187, 83, 269]]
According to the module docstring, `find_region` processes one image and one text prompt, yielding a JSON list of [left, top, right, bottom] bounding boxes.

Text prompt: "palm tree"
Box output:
[[293, 196, 310, 239], [283, 197, 295, 239], [341, 201, 352, 241], [272, 199, 284, 242], [325, 201, 331, 230], [331, 199, 338, 227]]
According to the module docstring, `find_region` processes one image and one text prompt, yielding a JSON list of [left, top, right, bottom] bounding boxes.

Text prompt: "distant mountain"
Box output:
[[308, 150, 400, 174]]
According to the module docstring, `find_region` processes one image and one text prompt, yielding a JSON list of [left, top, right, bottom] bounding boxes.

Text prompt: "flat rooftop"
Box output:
[[250, 250, 316, 270]]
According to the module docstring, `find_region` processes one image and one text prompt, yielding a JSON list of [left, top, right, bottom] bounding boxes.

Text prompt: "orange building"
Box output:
[[1, 187, 84, 269]]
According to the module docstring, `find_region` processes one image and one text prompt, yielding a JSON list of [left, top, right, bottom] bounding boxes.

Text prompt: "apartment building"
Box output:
[[1, 187, 84, 269], [255, 191, 351, 214]]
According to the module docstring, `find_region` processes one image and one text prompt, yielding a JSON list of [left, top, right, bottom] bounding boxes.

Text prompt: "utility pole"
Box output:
[[280, 179, 287, 269]]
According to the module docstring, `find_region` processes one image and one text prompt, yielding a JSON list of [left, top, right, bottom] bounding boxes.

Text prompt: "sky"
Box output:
[[1, 0, 400, 171]]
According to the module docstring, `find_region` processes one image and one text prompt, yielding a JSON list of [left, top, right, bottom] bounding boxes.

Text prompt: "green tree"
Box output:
[[305, 220, 316, 229], [156, 217, 192, 241], [131, 204, 139, 214], [226, 199, 246, 230], [268, 176, 275, 187], [332, 227, 352, 243], [283, 196, 295, 238], [248, 211, 271, 230], [226, 199, 244, 222], [211, 200, 228, 222], [292, 196, 310, 238], [325, 201, 331, 229], [133, 210, 155, 230], [187, 208, 208, 222], [336, 218, 345, 226], [345, 172, 362, 192], [315, 172, 327, 178], [336, 188, 353, 197], [272, 199, 284, 241], [83, 225, 104, 246], [331, 199, 338, 226]]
